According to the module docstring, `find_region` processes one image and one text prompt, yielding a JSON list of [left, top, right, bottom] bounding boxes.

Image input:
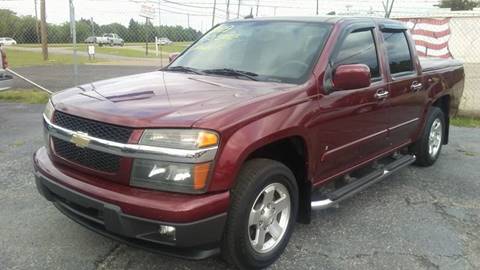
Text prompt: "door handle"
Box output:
[[411, 81, 423, 92], [374, 89, 389, 99]]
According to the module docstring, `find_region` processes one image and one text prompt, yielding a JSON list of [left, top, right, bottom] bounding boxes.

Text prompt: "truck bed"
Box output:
[[420, 57, 463, 72]]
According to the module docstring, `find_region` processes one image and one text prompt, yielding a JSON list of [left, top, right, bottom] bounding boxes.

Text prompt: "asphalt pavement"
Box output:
[[11, 65, 157, 92], [0, 102, 479, 270]]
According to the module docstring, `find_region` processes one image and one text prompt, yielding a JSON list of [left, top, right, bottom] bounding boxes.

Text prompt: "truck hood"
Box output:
[[52, 71, 294, 128]]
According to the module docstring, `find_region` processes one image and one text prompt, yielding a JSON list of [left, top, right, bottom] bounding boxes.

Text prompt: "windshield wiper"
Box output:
[[164, 66, 205, 75], [203, 68, 259, 81]]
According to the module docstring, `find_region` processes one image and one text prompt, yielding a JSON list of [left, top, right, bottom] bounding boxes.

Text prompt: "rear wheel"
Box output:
[[411, 107, 445, 166], [222, 159, 298, 269]]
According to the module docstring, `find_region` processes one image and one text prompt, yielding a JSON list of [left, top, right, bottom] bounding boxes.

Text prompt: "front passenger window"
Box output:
[[334, 30, 380, 79]]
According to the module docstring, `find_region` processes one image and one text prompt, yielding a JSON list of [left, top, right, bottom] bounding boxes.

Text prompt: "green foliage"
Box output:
[[451, 116, 480, 128], [0, 9, 203, 44], [438, 0, 479, 11]]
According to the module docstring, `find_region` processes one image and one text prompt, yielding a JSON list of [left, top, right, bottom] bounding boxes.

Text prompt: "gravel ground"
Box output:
[[0, 102, 479, 270]]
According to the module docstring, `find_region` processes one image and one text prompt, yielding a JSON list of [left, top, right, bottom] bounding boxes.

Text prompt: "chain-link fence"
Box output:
[[398, 16, 480, 117], [0, 1, 479, 116]]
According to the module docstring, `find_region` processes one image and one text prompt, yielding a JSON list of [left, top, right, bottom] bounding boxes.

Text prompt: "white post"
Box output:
[[155, 36, 159, 57]]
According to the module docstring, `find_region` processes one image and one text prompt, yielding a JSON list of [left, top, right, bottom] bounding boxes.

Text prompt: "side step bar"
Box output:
[[311, 154, 416, 210]]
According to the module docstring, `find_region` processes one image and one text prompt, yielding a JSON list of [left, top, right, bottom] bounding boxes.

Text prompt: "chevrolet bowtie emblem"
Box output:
[[71, 131, 90, 148]]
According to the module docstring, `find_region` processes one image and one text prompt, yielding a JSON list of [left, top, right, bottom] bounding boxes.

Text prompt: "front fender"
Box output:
[[207, 102, 314, 192]]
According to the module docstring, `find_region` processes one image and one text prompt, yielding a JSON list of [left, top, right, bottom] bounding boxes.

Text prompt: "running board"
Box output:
[[311, 154, 416, 210]]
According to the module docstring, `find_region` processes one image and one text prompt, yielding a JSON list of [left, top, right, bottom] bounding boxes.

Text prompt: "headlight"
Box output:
[[44, 99, 55, 120], [43, 100, 55, 153], [131, 159, 211, 193], [140, 129, 218, 149], [131, 129, 219, 193]]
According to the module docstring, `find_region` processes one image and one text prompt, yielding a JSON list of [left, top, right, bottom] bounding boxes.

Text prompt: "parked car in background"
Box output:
[[84, 36, 96, 44], [156, 37, 173, 45], [34, 17, 464, 269], [0, 47, 13, 91], [96, 33, 124, 47], [0, 37, 17, 46]]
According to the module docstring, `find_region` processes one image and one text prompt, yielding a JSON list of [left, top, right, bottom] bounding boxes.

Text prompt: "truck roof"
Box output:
[[228, 16, 404, 27]]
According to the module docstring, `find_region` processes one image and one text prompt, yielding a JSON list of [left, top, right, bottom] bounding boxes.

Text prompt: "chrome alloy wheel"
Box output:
[[428, 118, 443, 157], [248, 183, 291, 254]]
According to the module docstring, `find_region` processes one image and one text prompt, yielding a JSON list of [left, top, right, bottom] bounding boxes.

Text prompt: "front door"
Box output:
[[314, 26, 391, 182]]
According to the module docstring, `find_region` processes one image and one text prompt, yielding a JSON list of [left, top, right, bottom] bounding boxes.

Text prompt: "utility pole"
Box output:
[[316, 0, 319, 15], [273, 7, 277, 16], [40, 0, 48, 60], [90, 17, 95, 36], [237, 0, 241, 18], [158, 0, 161, 26], [256, 0, 259, 16], [212, 0, 217, 27], [187, 14, 190, 28], [145, 17, 149, 56], [226, 0, 230, 20], [69, 0, 78, 85], [34, 0, 40, 43]]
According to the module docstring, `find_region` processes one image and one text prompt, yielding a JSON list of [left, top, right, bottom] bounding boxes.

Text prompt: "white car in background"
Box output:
[[96, 33, 124, 47], [156, 37, 173, 45], [0, 37, 17, 46]]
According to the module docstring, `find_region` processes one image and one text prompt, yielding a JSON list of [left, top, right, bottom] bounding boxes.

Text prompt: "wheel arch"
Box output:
[[432, 94, 451, 144], [243, 136, 312, 224]]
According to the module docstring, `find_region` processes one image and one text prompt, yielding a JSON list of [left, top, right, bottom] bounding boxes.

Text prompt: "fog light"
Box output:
[[159, 225, 176, 240]]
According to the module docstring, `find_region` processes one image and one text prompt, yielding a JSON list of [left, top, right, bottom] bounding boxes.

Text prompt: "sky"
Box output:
[[0, 0, 443, 32]]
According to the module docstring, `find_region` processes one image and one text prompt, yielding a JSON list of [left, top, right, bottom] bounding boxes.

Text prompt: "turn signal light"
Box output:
[[197, 131, 218, 148]]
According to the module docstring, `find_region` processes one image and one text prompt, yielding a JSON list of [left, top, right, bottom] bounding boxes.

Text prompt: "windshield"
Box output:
[[170, 20, 332, 84]]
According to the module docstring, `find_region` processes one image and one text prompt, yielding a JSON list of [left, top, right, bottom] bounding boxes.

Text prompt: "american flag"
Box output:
[[399, 18, 453, 59]]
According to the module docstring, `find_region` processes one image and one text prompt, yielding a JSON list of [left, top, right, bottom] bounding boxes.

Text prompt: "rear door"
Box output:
[[380, 27, 425, 146]]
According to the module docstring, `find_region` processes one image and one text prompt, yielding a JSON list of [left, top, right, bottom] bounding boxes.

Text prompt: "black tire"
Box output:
[[222, 159, 298, 270], [411, 107, 445, 166]]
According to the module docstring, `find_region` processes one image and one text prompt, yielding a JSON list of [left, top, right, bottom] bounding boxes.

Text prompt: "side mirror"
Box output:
[[169, 52, 180, 63], [332, 64, 371, 91]]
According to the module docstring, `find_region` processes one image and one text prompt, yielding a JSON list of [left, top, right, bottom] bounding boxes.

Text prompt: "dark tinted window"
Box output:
[[335, 30, 380, 78], [383, 32, 414, 74]]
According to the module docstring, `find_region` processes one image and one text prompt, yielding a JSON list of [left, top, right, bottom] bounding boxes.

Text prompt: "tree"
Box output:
[[127, 19, 142, 42], [438, 0, 479, 10], [0, 9, 201, 44], [383, 0, 395, 18]]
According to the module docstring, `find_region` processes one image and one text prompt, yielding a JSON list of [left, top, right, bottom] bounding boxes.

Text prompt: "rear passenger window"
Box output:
[[383, 31, 414, 75], [334, 30, 380, 79]]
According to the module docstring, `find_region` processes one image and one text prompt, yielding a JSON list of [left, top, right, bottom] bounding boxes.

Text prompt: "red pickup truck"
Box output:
[[34, 17, 464, 269]]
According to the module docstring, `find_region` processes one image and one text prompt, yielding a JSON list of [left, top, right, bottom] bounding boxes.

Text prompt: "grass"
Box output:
[[15, 43, 73, 48], [68, 42, 189, 58], [0, 89, 50, 104], [12, 42, 190, 59], [5, 48, 96, 68], [451, 116, 480, 128]]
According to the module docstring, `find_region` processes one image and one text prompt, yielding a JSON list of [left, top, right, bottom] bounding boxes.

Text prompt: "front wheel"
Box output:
[[411, 107, 445, 166], [222, 159, 298, 270]]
